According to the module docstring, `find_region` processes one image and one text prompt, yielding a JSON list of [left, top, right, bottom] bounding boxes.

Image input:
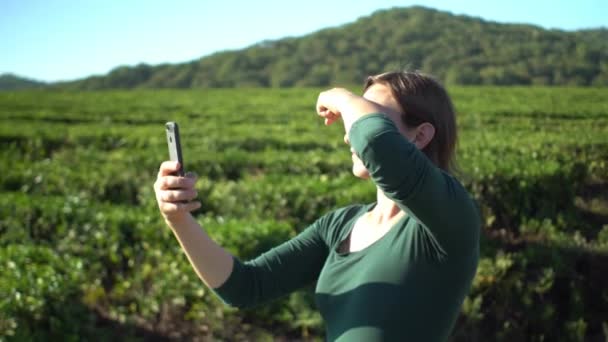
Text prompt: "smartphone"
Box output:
[[165, 121, 185, 176]]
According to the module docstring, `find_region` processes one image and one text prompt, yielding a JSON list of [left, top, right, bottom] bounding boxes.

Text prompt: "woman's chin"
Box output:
[[352, 166, 370, 179], [351, 155, 369, 178]]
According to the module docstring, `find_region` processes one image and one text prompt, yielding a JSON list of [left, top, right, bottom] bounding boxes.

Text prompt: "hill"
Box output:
[[21, 7, 608, 89], [0, 74, 46, 90]]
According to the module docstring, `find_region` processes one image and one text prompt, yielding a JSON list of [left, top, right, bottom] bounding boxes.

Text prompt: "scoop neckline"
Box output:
[[334, 203, 407, 258]]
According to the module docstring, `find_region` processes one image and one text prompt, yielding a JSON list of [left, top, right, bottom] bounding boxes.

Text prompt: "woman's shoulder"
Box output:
[[313, 203, 371, 245], [321, 203, 369, 223]]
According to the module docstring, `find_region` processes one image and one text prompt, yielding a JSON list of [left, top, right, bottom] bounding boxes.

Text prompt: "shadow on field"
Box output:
[[88, 309, 172, 342], [575, 181, 608, 235], [453, 230, 608, 342], [13, 297, 171, 341]]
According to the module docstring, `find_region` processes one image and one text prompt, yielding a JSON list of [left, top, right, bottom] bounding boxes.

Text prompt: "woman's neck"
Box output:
[[367, 188, 405, 226]]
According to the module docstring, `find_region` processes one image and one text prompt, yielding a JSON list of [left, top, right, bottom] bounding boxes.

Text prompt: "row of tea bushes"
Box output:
[[1, 87, 607, 340]]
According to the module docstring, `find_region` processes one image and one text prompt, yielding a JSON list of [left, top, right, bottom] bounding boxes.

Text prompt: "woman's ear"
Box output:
[[413, 122, 435, 149]]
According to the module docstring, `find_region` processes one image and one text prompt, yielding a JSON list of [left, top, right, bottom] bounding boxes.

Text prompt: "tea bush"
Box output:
[[0, 87, 607, 340]]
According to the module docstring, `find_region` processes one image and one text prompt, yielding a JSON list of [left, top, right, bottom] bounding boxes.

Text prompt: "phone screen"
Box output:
[[165, 121, 185, 176]]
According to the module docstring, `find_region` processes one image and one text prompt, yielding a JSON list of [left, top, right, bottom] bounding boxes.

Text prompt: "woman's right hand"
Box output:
[[316, 88, 384, 134], [154, 161, 201, 223]]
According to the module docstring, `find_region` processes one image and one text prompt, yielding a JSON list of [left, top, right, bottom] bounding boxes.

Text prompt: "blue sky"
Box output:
[[1, 0, 606, 82]]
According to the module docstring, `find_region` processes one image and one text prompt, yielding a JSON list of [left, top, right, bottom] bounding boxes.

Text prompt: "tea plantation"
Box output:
[[1, 87, 607, 341]]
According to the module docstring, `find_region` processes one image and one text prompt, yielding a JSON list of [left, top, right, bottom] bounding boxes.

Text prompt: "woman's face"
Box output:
[[348, 83, 415, 179]]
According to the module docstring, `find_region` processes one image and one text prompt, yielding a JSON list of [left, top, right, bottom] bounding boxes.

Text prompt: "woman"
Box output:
[[154, 71, 480, 341]]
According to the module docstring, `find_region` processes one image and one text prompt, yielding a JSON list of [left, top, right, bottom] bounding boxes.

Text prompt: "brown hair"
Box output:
[[364, 71, 458, 174]]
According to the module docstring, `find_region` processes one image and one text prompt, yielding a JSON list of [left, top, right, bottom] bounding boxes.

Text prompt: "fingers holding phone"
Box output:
[[155, 162, 201, 219], [155, 121, 200, 221]]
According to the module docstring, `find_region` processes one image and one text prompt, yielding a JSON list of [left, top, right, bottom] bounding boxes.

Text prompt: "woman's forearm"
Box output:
[[165, 214, 234, 289]]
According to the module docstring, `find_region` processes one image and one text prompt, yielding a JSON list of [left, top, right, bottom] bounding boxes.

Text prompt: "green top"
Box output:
[[213, 113, 480, 341]]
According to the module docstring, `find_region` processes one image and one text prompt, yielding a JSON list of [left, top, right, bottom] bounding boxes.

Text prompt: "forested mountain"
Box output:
[[14, 6, 608, 89], [0, 74, 46, 90]]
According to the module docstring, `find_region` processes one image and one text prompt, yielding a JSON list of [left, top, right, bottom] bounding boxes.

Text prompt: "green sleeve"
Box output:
[[211, 215, 330, 309], [348, 113, 480, 255]]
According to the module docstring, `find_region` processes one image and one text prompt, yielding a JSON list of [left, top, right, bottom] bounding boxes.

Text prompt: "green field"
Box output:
[[1, 87, 607, 341]]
